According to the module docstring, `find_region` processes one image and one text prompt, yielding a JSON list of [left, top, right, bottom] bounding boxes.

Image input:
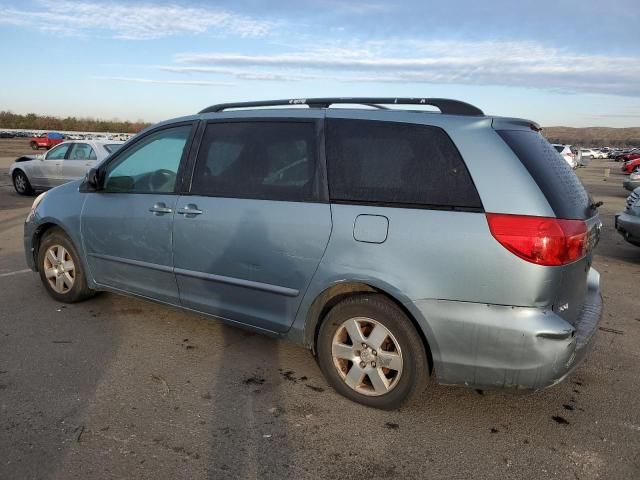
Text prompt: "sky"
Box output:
[[0, 0, 639, 127]]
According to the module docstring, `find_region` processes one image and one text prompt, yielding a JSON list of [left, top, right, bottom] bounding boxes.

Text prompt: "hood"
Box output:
[[15, 155, 39, 163]]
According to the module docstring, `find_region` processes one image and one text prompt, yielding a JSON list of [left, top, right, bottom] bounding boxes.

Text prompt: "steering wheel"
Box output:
[[147, 169, 176, 192]]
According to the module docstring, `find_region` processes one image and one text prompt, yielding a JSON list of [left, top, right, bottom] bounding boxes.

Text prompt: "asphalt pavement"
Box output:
[[1, 157, 639, 480]]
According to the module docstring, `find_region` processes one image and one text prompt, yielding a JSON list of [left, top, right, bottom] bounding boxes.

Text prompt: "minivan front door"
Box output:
[[172, 120, 331, 333], [81, 124, 194, 304]]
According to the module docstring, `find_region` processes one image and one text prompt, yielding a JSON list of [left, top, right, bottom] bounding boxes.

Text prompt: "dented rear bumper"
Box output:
[[411, 268, 602, 391]]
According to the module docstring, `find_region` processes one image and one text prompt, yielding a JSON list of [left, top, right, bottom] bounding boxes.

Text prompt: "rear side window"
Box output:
[[497, 130, 592, 219], [553, 145, 564, 153], [191, 122, 319, 202], [326, 119, 482, 210]]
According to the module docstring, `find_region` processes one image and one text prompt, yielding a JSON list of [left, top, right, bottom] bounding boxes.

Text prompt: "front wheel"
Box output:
[[13, 170, 34, 196], [317, 294, 429, 409], [37, 229, 95, 303], [30, 141, 38, 150]]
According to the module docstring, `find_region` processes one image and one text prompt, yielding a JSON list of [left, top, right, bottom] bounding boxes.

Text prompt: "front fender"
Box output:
[[24, 181, 92, 285]]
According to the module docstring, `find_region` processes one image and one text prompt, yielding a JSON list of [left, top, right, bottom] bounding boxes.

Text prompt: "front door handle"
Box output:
[[177, 204, 203, 216], [149, 202, 173, 215]]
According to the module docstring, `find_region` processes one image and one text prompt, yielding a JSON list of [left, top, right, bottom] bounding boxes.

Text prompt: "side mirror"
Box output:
[[84, 168, 102, 191]]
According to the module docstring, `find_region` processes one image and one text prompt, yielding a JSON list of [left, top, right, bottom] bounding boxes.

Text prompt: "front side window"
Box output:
[[45, 143, 71, 160], [327, 119, 482, 209], [103, 125, 191, 193], [191, 122, 318, 202], [68, 143, 97, 160]]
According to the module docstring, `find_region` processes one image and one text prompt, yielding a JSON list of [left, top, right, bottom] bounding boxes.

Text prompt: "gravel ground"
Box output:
[[0, 143, 639, 479]]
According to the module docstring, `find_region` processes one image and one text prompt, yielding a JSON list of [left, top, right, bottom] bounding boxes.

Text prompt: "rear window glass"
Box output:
[[497, 130, 592, 219], [553, 145, 564, 153], [326, 119, 482, 209]]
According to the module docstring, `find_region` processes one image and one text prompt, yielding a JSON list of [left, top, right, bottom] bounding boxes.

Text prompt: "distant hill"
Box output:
[[543, 126, 640, 148]]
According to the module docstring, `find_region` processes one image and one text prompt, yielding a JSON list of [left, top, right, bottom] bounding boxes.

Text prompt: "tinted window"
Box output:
[[554, 145, 564, 153], [103, 125, 191, 193], [68, 143, 97, 160], [45, 143, 70, 160], [497, 130, 592, 219], [326, 119, 482, 209], [191, 122, 318, 202]]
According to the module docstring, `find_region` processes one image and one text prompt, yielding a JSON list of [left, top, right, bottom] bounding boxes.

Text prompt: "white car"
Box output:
[[10, 140, 123, 195], [580, 148, 603, 159], [552, 144, 578, 169], [591, 149, 608, 159]]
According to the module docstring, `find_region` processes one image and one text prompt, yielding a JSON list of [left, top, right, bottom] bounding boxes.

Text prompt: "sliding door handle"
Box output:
[[149, 202, 173, 215], [177, 204, 203, 216]]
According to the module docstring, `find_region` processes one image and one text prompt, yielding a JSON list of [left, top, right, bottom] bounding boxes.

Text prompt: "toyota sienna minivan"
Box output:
[[23, 97, 603, 409]]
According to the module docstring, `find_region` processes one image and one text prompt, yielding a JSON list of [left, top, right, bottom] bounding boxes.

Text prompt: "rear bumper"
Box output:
[[615, 212, 640, 246], [411, 268, 602, 391]]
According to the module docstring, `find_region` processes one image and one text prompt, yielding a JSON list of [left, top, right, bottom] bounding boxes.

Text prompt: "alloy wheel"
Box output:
[[331, 317, 403, 396], [14, 173, 26, 193], [43, 245, 76, 294]]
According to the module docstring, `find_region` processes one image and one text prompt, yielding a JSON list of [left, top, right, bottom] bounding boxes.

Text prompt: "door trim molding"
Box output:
[[175, 268, 299, 297], [87, 253, 300, 297], [88, 253, 174, 273]]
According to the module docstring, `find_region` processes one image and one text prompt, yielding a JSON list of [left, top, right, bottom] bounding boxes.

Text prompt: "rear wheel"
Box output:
[[13, 170, 34, 196], [37, 229, 94, 303], [317, 294, 429, 409], [30, 141, 38, 150]]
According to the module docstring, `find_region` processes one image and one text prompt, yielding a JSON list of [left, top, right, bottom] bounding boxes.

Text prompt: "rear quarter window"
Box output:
[[497, 129, 592, 219], [326, 119, 482, 210]]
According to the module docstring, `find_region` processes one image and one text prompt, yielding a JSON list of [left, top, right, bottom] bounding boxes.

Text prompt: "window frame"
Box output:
[[325, 118, 484, 212], [93, 121, 197, 195], [184, 118, 328, 203]]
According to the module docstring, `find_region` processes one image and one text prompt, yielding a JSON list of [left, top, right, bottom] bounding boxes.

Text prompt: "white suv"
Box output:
[[553, 144, 577, 169]]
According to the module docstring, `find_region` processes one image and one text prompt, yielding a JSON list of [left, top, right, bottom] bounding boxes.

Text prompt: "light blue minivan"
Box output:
[[23, 98, 603, 409]]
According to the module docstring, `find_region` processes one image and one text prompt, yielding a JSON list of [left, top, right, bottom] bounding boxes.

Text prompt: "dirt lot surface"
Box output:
[[1, 138, 639, 479], [0, 137, 42, 158]]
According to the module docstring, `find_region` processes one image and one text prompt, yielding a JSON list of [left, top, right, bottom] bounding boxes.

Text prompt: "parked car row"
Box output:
[[0, 130, 134, 142]]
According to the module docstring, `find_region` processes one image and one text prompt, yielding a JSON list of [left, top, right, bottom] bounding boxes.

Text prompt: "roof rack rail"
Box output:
[[199, 97, 484, 116]]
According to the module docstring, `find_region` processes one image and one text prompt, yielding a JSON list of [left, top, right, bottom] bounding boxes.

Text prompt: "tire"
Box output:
[[37, 228, 94, 303], [317, 294, 429, 409], [30, 141, 38, 150], [13, 170, 34, 196]]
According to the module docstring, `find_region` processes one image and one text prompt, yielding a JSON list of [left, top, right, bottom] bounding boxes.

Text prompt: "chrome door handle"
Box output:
[[177, 204, 203, 216], [149, 202, 173, 215]]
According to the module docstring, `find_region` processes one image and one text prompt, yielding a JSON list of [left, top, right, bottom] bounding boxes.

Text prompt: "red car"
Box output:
[[622, 158, 640, 173], [622, 151, 640, 162], [29, 132, 64, 150]]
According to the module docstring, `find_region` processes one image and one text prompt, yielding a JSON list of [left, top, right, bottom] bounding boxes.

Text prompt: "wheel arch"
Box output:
[[31, 222, 71, 272], [303, 280, 435, 373]]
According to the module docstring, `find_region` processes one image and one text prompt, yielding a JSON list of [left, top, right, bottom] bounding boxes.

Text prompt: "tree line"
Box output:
[[544, 126, 640, 148], [0, 111, 150, 133]]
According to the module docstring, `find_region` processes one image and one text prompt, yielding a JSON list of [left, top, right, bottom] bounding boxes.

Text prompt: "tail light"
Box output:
[[486, 213, 588, 266]]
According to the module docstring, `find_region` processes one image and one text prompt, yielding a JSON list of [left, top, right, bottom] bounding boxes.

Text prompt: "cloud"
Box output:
[[158, 66, 314, 81], [0, 0, 273, 39], [91, 76, 232, 87], [173, 40, 640, 97]]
